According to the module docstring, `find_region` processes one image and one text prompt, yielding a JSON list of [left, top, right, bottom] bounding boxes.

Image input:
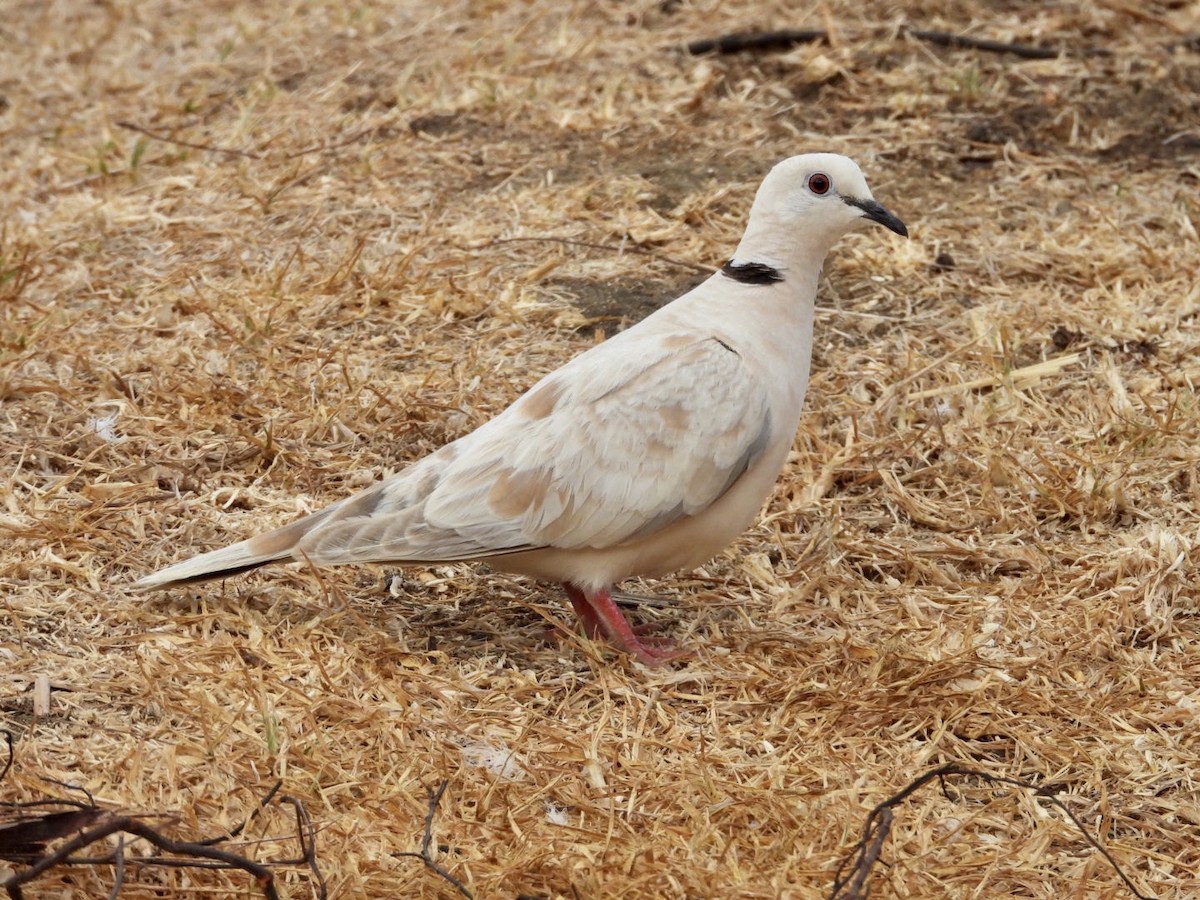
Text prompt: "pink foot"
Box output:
[[562, 583, 690, 666]]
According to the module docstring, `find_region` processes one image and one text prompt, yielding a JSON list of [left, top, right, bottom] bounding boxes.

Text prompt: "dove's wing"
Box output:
[[296, 333, 775, 565]]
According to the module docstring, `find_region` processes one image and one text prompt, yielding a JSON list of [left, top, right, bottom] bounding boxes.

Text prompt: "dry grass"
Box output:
[[2, 0, 1199, 896]]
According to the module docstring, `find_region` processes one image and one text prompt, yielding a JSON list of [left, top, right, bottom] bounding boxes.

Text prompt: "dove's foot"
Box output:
[[563, 583, 689, 666]]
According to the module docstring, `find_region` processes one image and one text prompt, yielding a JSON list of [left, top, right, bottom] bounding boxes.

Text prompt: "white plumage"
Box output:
[[134, 152, 908, 665]]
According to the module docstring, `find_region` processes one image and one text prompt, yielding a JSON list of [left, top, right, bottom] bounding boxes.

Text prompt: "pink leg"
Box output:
[[564, 584, 607, 639], [562, 583, 688, 666]]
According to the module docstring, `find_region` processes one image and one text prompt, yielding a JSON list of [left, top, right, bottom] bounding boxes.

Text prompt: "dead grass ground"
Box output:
[[2, 0, 1199, 897]]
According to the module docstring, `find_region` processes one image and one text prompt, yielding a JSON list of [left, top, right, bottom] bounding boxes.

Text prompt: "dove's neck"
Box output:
[[690, 212, 845, 421], [729, 213, 844, 287]]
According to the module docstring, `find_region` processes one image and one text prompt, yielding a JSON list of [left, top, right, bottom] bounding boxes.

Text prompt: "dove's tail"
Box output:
[[131, 505, 338, 592]]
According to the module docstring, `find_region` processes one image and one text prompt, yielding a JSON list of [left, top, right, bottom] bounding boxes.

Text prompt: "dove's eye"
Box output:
[[807, 172, 831, 195]]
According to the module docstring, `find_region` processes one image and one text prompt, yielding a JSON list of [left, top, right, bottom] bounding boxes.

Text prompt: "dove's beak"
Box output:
[[844, 196, 909, 238]]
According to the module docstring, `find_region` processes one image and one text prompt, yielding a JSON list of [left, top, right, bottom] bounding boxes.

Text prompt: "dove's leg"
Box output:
[[562, 583, 686, 665], [564, 585, 607, 639]]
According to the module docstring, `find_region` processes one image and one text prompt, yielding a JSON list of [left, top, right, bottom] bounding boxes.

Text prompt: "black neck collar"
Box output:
[[720, 260, 783, 285]]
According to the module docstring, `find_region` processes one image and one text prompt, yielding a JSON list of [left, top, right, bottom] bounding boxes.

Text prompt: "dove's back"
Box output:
[[133, 265, 815, 592]]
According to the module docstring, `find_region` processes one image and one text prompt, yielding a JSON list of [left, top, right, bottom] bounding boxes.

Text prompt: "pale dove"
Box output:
[[134, 153, 907, 664]]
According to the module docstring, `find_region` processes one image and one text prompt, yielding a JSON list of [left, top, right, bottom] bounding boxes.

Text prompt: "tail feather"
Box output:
[[131, 505, 338, 592], [131, 539, 290, 591]]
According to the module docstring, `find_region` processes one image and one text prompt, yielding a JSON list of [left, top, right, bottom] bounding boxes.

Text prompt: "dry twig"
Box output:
[[394, 780, 473, 899], [831, 763, 1158, 900], [686, 29, 827, 55], [3, 815, 282, 900], [685, 25, 1118, 59], [906, 29, 1061, 59], [115, 120, 383, 161], [0, 762, 326, 900], [114, 120, 265, 159]]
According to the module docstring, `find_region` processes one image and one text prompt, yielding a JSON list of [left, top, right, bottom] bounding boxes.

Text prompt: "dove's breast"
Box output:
[[492, 427, 792, 591]]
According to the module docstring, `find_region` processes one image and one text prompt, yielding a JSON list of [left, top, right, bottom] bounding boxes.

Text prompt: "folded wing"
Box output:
[[297, 334, 774, 564]]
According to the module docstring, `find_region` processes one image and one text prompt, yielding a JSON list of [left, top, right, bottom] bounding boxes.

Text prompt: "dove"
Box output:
[[134, 152, 907, 665]]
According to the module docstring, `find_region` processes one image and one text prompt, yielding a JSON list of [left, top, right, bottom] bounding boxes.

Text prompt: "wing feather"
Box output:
[[297, 333, 774, 564]]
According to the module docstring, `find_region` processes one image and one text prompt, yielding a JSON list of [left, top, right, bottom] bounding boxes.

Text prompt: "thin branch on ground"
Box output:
[[278, 794, 327, 895], [686, 29, 827, 55], [0, 809, 106, 860], [684, 25, 1121, 60], [3, 816, 280, 900], [0, 779, 325, 900], [114, 121, 265, 159], [906, 29, 1062, 59], [394, 780, 473, 899], [104, 835, 124, 900], [1, 745, 106, 862], [837, 807, 892, 900], [196, 781, 283, 846], [115, 120, 387, 162], [283, 126, 388, 159], [0, 734, 12, 784], [830, 763, 1157, 900]]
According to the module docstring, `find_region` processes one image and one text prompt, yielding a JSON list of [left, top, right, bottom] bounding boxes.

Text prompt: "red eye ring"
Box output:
[[807, 172, 831, 195]]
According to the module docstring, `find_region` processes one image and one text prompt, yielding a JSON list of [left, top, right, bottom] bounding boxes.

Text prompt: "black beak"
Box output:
[[844, 196, 909, 238]]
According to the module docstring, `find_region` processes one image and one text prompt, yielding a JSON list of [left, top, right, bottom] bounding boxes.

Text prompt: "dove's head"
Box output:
[[733, 153, 907, 270]]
